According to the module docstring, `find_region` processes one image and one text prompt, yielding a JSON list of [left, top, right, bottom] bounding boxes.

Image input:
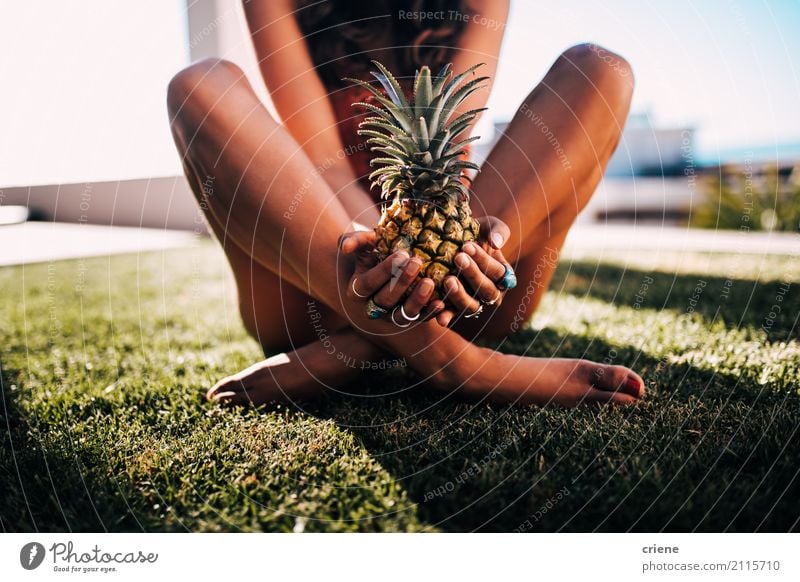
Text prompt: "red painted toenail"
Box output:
[[626, 377, 642, 395]]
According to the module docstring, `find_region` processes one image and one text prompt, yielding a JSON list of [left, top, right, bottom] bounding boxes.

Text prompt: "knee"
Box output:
[[167, 58, 245, 120], [560, 43, 635, 85], [559, 43, 634, 111]]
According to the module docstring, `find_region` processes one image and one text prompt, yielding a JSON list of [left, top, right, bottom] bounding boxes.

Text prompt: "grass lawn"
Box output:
[[1, 239, 799, 532]]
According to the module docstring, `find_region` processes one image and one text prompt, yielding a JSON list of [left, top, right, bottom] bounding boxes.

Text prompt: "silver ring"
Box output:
[[400, 304, 420, 322], [390, 306, 412, 328], [483, 292, 501, 306], [463, 304, 484, 319], [351, 277, 369, 299]]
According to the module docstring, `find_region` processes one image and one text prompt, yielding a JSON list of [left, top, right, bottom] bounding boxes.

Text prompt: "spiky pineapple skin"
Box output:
[[347, 60, 489, 303], [375, 196, 479, 299]]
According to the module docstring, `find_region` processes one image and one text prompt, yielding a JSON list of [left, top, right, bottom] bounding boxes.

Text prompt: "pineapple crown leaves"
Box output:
[[344, 60, 489, 201]]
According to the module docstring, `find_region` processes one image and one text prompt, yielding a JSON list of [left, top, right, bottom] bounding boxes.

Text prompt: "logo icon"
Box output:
[[20, 542, 46, 570]]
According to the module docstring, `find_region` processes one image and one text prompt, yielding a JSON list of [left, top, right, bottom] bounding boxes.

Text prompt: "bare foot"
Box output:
[[449, 349, 645, 407], [207, 329, 382, 406], [208, 329, 644, 409]]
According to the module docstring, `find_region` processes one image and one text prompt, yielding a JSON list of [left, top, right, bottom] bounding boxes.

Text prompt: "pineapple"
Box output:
[[347, 61, 489, 300]]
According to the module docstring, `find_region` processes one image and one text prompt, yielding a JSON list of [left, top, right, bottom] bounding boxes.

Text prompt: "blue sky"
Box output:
[[1, 1, 798, 186], [483, 0, 800, 157]]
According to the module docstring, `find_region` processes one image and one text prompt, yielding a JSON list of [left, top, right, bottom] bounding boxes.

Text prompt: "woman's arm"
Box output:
[[448, 0, 509, 126], [242, 0, 378, 225]]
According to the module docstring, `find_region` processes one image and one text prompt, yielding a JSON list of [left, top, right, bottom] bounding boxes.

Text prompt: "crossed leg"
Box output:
[[456, 43, 635, 338], [167, 47, 643, 407], [167, 58, 382, 400]]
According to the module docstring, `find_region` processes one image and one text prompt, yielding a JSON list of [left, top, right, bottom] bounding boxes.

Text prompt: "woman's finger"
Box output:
[[454, 251, 504, 305], [340, 230, 376, 255], [462, 242, 507, 281], [372, 257, 423, 308], [348, 250, 409, 299], [476, 215, 511, 250], [442, 276, 482, 319], [436, 308, 455, 327], [422, 299, 447, 323], [340, 230, 379, 276], [394, 277, 434, 322]]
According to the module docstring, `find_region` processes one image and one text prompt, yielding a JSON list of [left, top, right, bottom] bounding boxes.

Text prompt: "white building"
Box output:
[[472, 113, 696, 223]]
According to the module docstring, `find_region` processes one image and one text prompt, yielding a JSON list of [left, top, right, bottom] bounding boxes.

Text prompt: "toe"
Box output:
[[206, 384, 223, 401], [590, 363, 645, 398], [587, 388, 640, 406], [206, 375, 244, 402], [209, 390, 238, 404]]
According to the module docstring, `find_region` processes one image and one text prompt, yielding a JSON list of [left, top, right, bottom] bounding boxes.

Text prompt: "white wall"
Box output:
[[0, 1, 189, 187], [0, 1, 276, 230]]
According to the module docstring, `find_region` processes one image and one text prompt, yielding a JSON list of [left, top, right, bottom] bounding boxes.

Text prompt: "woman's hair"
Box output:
[[295, 0, 468, 87]]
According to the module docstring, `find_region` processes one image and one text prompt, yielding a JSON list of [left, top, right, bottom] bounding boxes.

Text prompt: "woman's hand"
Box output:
[[436, 215, 515, 327], [340, 230, 442, 327]]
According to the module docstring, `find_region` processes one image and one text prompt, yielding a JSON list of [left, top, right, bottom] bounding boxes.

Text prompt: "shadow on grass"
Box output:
[[0, 362, 152, 532], [314, 327, 800, 532], [551, 261, 798, 342], [3, 326, 799, 533]]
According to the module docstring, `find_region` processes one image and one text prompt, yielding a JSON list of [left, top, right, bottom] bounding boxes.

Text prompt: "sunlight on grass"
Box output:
[[1, 241, 798, 532]]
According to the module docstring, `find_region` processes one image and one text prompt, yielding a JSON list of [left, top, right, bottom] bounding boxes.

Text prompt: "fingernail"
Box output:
[[455, 254, 469, 269], [463, 242, 476, 256], [626, 377, 642, 396], [491, 232, 504, 249]]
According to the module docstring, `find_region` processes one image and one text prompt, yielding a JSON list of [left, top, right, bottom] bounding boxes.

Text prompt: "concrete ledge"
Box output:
[[0, 222, 197, 267], [565, 224, 800, 256], [0, 176, 202, 231]]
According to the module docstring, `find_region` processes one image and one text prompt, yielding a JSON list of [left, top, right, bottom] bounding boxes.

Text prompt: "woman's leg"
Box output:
[[461, 44, 635, 338], [200, 209, 385, 402], [168, 58, 381, 399], [167, 58, 484, 402], [168, 58, 643, 407], [167, 59, 350, 315]]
